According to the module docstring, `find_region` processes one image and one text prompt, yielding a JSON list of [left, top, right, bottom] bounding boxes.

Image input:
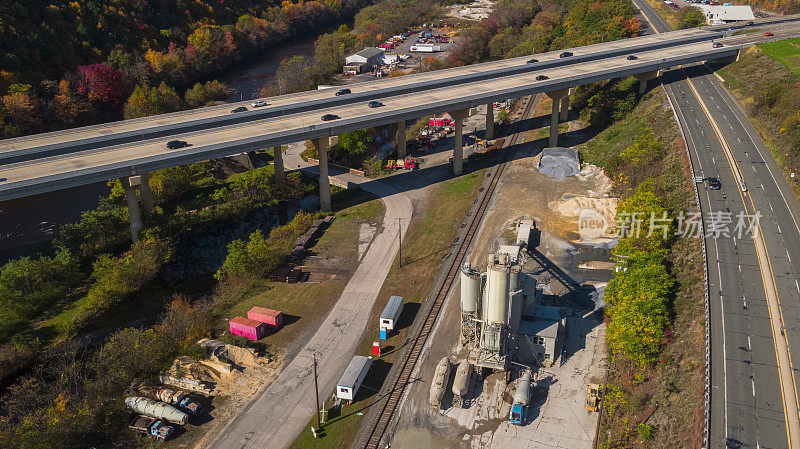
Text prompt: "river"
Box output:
[[0, 23, 346, 263]]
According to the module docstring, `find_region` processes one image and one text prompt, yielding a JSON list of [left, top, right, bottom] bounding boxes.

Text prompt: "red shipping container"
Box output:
[[229, 316, 266, 341], [247, 306, 283, 329]]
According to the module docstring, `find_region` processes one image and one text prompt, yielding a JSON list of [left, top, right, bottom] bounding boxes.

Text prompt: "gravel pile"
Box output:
[[538, 147, 580, 179]]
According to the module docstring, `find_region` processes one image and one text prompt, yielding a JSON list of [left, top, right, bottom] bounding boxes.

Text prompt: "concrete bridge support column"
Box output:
[[397, 120, 407, 159], [485, 103, 494, 140], [272, 146, 284, 185], [120, 177, 143, 243], [559, 89, 573, 122], [449, 109, 469, 176], [138, 173, 154, 214], [313, 137, 332, 211], [546, 89, 569, 148], [635, 70, 659, 94]]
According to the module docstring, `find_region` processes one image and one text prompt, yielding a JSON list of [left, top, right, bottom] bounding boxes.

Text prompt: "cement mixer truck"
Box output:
[[125, 396, 189, 425], [429, 357, 452, 408], [452, 360, 472, 408], [509, 372, 532, 425]]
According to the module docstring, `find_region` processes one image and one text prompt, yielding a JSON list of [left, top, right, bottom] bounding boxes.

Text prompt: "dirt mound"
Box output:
[[538, 147, 580, 179], [198, 339, 261, 367]]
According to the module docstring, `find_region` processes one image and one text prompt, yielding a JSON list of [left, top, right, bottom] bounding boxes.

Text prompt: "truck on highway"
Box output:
[[128, 415, 174, 441]]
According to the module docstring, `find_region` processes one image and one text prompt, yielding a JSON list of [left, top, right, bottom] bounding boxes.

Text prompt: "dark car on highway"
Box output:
[[231, 106, 248, 113], [706, 177, 722, 190], [712, 42, 723, 48], [535, 75, 548, 81], [166, 140, 188, 149], [321, 114, 339, 121], [626, 55, 638, 60], [335, 88, 351, 96], [559, 51, 573, 58], [526, 58, 538, 64], [368, 101, 384, 108]]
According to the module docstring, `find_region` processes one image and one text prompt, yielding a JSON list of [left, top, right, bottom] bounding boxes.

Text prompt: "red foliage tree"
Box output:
[[77, 64, 126, 111]]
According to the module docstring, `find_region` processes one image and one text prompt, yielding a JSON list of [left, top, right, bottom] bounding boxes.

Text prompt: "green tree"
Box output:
[[679, 6, 706, 29], [338, 129, 373, 156], [123, 82, 182, 119]]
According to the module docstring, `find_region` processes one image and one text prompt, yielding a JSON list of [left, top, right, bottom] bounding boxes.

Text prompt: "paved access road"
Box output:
[[634, 0, 800, 446], [208, 150, 412, 449]]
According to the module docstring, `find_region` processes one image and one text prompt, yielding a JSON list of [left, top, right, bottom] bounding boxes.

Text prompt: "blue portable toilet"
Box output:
[[379, 329, 387, 340]]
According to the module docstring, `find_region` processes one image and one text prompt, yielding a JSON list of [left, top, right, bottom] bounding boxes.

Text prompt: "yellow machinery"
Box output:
[[585, 383, 601, 412]]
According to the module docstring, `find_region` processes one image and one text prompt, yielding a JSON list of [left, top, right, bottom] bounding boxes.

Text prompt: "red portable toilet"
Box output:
[[373, 341, 381, 357]]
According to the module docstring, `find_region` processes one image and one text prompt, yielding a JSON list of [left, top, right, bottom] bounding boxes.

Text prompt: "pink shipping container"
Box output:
[[247, 307, 283, 329], [229, 316, 266, 341]]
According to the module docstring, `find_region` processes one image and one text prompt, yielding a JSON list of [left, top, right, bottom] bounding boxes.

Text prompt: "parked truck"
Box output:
[[128, 415, 174, 441], [585, 383, 601, 412], [509, 372, 532, 425]]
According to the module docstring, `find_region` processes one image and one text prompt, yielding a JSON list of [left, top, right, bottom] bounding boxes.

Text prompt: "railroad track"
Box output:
[[361, 94, 539, 448]]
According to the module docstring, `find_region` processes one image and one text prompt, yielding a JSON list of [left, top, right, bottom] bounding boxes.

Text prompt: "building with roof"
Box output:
[[697, 5, 754, 24], [519, 319, 565, 366], [344, 47, 384, 74]]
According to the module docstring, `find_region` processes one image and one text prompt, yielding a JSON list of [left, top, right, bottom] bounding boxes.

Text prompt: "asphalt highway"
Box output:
[[3, 31, 799, 203], [634, 0, 800, 446]]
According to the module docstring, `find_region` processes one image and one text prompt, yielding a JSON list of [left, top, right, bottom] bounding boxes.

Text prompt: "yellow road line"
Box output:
[[686, 74, 800, 448]]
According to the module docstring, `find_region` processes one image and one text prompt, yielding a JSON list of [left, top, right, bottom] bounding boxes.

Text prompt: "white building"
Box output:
[[344, 47, 384, 74], [697, 5, 754, 24]]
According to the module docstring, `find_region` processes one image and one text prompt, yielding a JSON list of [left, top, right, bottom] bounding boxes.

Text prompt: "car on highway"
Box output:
[[252, 100, 268, 108], [712, 42, 723, 48], [321, 114, 339, 121], [765, 32, 774, 37], [747, 21, 755, 26], [535, 75, 548, 81], [166, 140, 189, 150], [706, 177, 722, 190], [626, 55, 638, 60], [526, 58, 539, 64], [335, 88, 351, 96], [559, 51, 573, 58], [368, 101, 384, 108], [231, 106, 248, 113]]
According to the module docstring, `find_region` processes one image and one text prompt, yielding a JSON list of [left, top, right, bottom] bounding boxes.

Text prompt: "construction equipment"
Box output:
[[128, 415, 174, 441], [585, 383, 601, 412], [130, 379, 202, 414], [386, 157, 419, 170], [429, 357, 452, 407], [510, 372, 532, 424]]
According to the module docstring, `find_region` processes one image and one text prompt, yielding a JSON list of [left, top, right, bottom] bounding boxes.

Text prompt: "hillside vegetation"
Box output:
[[580, 89, 705, 448]]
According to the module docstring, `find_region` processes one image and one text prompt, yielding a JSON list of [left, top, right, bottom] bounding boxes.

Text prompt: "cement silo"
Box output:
[[460, 263, 482, 315], [485, 256, 510, 325]]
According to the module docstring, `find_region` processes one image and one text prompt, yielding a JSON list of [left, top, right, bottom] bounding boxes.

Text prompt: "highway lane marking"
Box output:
[[686, 74, 800, 447], [795, 279, 799, 294]]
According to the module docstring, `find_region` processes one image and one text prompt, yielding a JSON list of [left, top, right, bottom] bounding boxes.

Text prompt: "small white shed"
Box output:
[[336, 356, 372, 401]]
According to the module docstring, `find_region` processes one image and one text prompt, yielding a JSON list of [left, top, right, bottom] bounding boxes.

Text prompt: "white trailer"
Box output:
[[380, 296, 404, 332], [336, 356, 372, 402]]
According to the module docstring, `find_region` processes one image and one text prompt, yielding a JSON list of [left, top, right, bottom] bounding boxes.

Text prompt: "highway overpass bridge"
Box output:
[[1, 16, 800, 241]]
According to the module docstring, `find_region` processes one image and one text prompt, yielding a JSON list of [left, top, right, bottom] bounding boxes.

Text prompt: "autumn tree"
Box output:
[[123, 82, 181, 119]]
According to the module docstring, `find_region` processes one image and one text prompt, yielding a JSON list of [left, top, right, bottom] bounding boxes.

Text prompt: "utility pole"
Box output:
[[313, 355, 321, 430], [398, 217, 403, 267]]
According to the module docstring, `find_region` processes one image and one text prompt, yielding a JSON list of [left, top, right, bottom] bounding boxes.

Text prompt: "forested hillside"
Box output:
[[0, 0, 371, 137]]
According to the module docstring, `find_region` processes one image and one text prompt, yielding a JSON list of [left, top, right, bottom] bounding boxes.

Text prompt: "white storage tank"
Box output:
[[452, 360, 472, 407], [485, 259, 509, 324], [460, 263, 481, 314], [429, 357, 452, 407]]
